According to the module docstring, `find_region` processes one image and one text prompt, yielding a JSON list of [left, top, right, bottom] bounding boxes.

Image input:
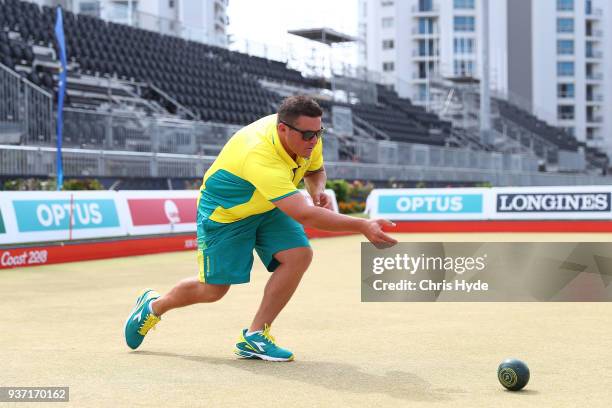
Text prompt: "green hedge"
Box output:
[[3, 178, 104, 191]]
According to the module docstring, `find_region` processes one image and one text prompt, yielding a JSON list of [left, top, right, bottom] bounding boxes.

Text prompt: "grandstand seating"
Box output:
[[377, 85, 452, 134], [0, 0, 455, 148], [496, 99, 579, 152], [0, 0, 608, 175]]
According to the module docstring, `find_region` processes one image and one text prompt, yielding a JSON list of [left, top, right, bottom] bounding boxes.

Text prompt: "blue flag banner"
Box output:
[[54, 7, 67, 190]]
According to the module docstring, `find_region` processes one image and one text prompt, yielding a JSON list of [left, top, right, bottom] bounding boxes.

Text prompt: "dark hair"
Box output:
[[277, 95, 323, 125]]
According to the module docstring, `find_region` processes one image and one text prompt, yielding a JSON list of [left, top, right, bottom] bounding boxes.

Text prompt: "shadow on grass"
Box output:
[[502, 389, 540, 395], [133, 350, 463, 402]]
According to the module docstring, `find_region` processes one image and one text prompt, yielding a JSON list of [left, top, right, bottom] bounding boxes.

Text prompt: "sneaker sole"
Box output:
[[234, 349, 260, 359], [234, 348, 294, 362]]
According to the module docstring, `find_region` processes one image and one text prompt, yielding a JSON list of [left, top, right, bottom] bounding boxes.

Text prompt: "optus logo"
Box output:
[[36, 203, 103, 227], [13, 199, 120, 232], [378, 194, 483, 214]]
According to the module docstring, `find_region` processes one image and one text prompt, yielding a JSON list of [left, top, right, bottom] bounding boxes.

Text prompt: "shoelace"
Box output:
[[138, 314, 159, 336], [262, 324, 277, 345]]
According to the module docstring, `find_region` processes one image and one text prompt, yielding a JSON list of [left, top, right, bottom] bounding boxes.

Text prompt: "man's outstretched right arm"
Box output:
[[273, 192, 397, 245]]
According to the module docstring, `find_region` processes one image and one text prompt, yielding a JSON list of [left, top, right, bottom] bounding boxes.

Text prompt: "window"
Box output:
[[585, 41, 597, 58], [557, 83, 575, 98], [454, 0, 475, 9], [454, 16, 475, 32], [169, 0, 175, 7], [419, 18, 434, 34], [419, 0, 432, 11], [557, 0, 573, 11], [419, 40, 426, 56], [557, 18, 574, 33], [382, 39, 394, 50], [383, 61, 395, 72], [454, 38, 475, 54], [418, 84, 428, 101], [557, 62, 574, 76], [382, 17, 394, 28], [557, 40, 574, 55], [586, 85, 600, 101], [381, 0, 394, 6], [454, 60, 474, 76], [418, 39, 435, 56], [79, 1, 100, 15], [558, 105, 575, 120], [562, 127, 575, 136]]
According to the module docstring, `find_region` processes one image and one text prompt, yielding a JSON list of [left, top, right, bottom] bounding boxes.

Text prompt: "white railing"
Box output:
[[411, 5, 440, 13], [3, 144, 611, 186], [411, 27, 440, 35]]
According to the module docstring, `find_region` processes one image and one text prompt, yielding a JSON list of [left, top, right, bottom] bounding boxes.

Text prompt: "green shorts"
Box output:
[[196, 208, 310, 285]]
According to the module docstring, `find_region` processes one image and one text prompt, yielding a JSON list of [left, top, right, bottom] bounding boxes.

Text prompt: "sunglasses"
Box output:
[[280, 120, 325, 141]]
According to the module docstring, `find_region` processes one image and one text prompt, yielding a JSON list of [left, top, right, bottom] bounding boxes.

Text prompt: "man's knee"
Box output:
[[200, 282, 230, 302], [274, 246, 313, 270]]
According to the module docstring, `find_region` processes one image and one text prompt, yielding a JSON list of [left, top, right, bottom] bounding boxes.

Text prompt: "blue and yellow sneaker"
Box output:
[[124, 289, 161, 350], [234, 324, 294, 362]]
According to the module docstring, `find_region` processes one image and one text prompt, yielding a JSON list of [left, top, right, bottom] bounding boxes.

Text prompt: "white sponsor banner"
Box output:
[[366, 188, 492, 220], [366, 186, 612, 221], [492, 186, 612, 220], [0, 187, 340, 246], [0, 191, 127, 244]]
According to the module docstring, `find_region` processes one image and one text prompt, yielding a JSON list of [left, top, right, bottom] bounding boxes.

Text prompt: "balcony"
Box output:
[[587, 115, 604, 123], [586, 7, 602, 19], [411, 4, 439, 15], [412, 49, 440, 58], [586, 50, 603, 59], [586, 29, 603, 38], [411, 27, 439, 36], [557, 114, 575, 121], [587, 94, 604, 102], [214, 0, 227, 11], [586, 73, 603, 81], [557, 93, 574, 100]]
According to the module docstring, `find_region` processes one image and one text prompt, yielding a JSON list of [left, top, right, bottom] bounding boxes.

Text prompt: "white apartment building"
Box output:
[[358, 0, 612, 155], [30, 0, 230, 47]]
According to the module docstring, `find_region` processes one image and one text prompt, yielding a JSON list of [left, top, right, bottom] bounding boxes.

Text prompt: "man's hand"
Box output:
[[272, 193, 398, 247], [360, 219, 398, 246], [310, 191, 333, 209]]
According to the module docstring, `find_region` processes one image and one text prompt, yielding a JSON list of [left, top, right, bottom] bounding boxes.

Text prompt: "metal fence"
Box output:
[[0, 63, 53, 145], [3, 61, 611, 186], [0, 65, 21, 142], [2, 144, 612, 186], [349, 138, 539, 172], [58, 109, 541, 173], [0, 145, 214, 179], [60, 109, 241, 156]]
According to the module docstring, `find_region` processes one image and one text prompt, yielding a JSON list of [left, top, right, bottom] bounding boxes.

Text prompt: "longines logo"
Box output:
[[497, 193, 611, 212]]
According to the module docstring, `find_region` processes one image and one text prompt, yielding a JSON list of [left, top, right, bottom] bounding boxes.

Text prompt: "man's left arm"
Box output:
[[304, 167, 332, 209]]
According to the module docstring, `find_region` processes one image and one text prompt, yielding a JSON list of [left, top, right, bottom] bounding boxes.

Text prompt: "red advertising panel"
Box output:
[[128, 198, 197, 226]]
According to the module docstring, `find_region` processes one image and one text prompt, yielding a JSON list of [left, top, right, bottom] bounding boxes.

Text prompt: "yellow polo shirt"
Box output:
[[198, 114, 323, 223]]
